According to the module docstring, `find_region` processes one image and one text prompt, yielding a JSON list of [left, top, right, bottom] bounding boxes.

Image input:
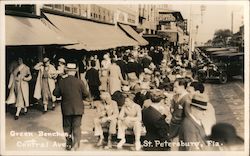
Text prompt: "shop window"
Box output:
[[54, 4, 63, 11], [72, 5, 80, 15], [64, 5, 72, 13], [80, 5, 87, 17]]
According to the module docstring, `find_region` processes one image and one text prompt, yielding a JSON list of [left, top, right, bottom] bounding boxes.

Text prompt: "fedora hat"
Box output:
[[65, 63, 77, 71], [191, 93, 208, 110]]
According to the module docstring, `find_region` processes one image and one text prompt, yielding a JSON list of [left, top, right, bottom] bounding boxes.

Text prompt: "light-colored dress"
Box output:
[[108, 63, 123, 95], [6, 64, 32, 107], [34, 63, 57, 103]]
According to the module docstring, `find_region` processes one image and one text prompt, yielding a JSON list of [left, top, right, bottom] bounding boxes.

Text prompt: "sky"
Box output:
[[171, 4, 244, 44]]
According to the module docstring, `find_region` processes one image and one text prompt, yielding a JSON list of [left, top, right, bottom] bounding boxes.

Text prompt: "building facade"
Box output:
[[156, 9, 188, 47]]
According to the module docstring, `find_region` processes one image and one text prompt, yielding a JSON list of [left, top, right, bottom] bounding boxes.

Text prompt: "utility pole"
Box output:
[[231, 11, 234, 33], [188, 5, 192, 61]]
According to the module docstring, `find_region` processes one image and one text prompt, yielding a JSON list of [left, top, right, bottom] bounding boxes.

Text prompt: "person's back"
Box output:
[[116, 59, 127, 79], [53, 63, 89, 151], [109, 64, 120, 78], [127, 61, 142, 77], [85, 67, 100, 86], [56, 75, 88, 115]]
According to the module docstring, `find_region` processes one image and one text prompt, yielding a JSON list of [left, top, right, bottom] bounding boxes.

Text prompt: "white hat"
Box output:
[[65, 63, 77, 71], [125, 49, 131, 53], [144, 68, 153, 74], [103, 54, 109, 60], [58, 58, 66, 63], [43, 57, 50, 63], [191, 93, 208, 110]]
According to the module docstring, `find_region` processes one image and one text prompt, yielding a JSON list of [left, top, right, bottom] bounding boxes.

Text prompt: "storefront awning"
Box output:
[[6, 15, 76, 46], [44, 13, 138, 51], [119, 24, 149, 46]]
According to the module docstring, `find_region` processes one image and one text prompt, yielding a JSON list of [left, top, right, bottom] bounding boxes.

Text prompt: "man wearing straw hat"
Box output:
[[53, 63, 89, 151]]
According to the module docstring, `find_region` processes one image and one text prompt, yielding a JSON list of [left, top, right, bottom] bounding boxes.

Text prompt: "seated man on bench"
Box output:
[[117, 97, 142, 151], [94, 92, 119, 148]]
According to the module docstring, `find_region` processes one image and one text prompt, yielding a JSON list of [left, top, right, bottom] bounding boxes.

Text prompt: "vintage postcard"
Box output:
[[0, 0, 249, 156]]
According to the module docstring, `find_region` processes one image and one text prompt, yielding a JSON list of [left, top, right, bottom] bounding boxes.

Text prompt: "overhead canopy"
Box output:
[[5, 15, 76, 46], [44, 13, 138, 51], [119, 24, 148, 46]]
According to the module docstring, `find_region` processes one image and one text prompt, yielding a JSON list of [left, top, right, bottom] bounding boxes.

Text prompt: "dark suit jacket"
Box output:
[[170, 94, 190, 124], [85, 68, 100, 86], [142, 106, 170, 151], [179, 117, 206, 151], [53, 75, 89, 115], [116, 59, 127, 79], [126, 61, 142, 77]]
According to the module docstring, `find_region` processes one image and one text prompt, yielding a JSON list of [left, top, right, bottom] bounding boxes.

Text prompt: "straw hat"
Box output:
[[65, 63, 77, 71], [191, 94, 208, 110]]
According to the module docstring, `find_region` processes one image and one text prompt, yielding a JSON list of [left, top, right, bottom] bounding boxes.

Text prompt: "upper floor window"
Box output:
[[5, 5, 36, 14]]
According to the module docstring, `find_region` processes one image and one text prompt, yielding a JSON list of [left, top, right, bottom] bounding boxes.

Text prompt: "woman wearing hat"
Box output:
[[6, 58, 32, 120], [57, 58, 66, 79], [34, 57, 57, 113]]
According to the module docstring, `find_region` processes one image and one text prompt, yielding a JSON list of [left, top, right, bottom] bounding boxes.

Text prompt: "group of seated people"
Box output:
[[94, 91, 143, 151], [90, 46, 244, 151]]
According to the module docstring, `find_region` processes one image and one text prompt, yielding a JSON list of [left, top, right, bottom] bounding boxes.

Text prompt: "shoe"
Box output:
[[24, 110, 28, 115], [96, 137, 103, 147], [117, 139, 126, 149], [43, 110, 47, 114], [135, 141, 141, 151], [65, 137, 72, 151], [52, 106, 55, 111], [72, 142, 80, 151], [106, 140, 112, 149], [14, 116, 19, 120]]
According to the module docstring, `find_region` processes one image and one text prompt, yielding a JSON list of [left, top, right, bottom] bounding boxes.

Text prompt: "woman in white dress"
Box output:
[[6, 58, 32, 120], [108, 59, 124, 95]]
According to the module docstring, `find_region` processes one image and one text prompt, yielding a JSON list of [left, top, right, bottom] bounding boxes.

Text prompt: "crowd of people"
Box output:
[[6, 45, 244, 151]]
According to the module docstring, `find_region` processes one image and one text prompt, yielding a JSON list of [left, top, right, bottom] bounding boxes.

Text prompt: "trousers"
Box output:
[[117, 118, 141, 141], [94, 117, 117, 136], [62, 115, 82, 144]]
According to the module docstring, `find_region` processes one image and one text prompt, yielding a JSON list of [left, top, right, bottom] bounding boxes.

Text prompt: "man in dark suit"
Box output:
[[85, 60, 101, 100], [116, 51, 127, 80], [53, 63, 89, 151], [126, 54, 142, 78], [142, 90, 170, 151]]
